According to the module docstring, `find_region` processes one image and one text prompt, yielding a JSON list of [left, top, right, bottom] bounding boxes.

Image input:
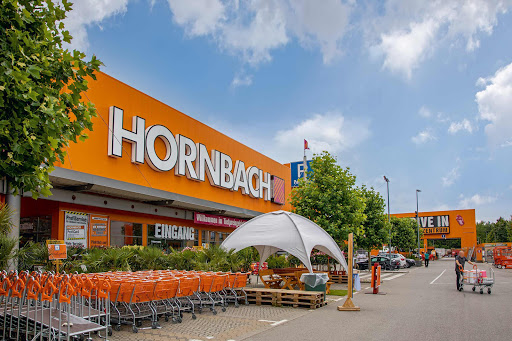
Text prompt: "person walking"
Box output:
[[455, 250, 475, 291], [424, 249, 430, 267]]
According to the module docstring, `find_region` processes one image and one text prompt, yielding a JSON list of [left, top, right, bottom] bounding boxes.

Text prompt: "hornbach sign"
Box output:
[[107, 106, 285, 204], [419, 215, 450, 234]]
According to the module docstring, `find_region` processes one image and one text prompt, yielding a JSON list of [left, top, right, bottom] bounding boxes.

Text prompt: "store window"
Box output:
[[110, 221, 143, 247], [19, 216, 51, 246], [200, 230, 230, 247]]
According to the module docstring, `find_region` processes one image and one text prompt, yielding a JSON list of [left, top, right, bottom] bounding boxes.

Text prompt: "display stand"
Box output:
[[338, 233, 360, 311]]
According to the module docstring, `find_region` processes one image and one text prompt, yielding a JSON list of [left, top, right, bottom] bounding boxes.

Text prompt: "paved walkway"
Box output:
[[249, 259, 512, 341], [96, 269, 412, 341]]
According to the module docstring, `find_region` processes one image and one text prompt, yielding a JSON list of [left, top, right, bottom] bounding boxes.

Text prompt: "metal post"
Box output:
[[416, 189, 421, 254], [384, 176, 391, 263]]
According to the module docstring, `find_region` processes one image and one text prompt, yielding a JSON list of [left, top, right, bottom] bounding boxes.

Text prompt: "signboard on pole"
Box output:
[[48, 243, 67, 260], [64, 211, 88, 248], [290, 160, 312, 188]]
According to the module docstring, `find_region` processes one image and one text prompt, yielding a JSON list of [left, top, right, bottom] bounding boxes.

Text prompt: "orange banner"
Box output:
[[89, 214, 109, 248]]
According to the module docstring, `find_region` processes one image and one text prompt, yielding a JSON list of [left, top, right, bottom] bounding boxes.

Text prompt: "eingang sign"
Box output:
[[108, 106, 284, 204], [154, 223, 195, 241]]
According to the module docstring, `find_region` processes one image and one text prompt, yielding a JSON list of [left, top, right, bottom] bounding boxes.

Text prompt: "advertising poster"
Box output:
[[64, 211, 88, 248], [89, 214, 109, 248], [48, 243, 67, 260]]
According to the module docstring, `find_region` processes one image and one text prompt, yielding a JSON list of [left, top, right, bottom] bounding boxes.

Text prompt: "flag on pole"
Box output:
[[304, 139, 309, 150]]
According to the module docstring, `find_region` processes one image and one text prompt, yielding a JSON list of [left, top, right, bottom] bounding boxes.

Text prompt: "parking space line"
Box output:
[[382, 273, 405, 281], [430, 269, 446, 284], [258, 319, 288, 326]]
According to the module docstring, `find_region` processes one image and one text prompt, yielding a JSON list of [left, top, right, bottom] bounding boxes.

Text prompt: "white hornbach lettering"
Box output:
[[154, 223, 195, 241], [107, 106, 274, 201]]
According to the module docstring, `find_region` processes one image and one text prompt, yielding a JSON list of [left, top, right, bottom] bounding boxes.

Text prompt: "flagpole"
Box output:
[[303, 140, 307, 181]]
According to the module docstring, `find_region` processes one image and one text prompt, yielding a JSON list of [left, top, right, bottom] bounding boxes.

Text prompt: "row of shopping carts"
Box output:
[[0, 269, 249, 339], [108, 270, 249, 333], [0, 270, 110, 341]]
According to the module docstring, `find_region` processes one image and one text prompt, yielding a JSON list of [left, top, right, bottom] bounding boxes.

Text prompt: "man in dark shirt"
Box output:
[[455, 250, 475, 291]]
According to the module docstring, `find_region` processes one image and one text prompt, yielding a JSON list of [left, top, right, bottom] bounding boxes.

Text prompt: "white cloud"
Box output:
[[231, 73, 253, 88], [411, 129, 436, 144], [448, 119, 474, 134], [459, 194, 497, 208], [165, 0, 352, 66], [369, 0, 511, 78], [418, 106, 432, 118], [63, 0, 129, 51], [287, 0, 351, 64], [377, 19, 438, 79], [167, 0, 225, 36], [441, 166, 459, 187], [273, 111, 370, 162], [220, 1, 289, 65], [475, 62, 512, 148]]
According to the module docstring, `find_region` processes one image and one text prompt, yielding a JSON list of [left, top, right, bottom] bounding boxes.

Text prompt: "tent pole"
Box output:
[[338, 233, 360, 311]]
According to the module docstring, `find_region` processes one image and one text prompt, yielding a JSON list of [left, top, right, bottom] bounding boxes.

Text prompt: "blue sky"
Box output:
[[64, 0, 512, 222]]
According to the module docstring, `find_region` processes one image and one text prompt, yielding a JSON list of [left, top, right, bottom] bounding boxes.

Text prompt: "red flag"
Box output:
[[304, 139, 309, 150]]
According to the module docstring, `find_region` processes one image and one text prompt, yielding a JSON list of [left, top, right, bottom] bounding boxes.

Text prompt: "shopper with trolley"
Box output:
[[455, 250, 475, 291]]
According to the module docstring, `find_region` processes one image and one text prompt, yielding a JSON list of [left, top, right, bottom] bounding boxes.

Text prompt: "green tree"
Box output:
[[355, 185, 389, 268], [0, 0, 102, 197], [486, 217, 512, 243], [477, 221, 493, 244], [390, 216, 417, 251], [290, 151, 366, 245]]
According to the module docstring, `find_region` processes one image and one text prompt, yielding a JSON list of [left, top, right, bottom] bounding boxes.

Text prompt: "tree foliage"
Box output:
[[355, 185, 389, 251], [0, 0, 102, 197], [390, 216, 418, 251], [290, 151, 366, 245], [481, 217, 512, 243]]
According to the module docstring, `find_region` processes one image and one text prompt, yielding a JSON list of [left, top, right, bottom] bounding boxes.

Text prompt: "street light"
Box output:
[[383, 176, 391, 263], [416, 189, 421, 254]]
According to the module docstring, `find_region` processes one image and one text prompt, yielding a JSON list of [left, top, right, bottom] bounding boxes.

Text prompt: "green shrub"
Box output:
[[266, 255, 289, 269]]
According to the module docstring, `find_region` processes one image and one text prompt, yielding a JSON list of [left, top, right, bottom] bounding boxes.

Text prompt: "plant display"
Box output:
[[0, 204, 18, 269]]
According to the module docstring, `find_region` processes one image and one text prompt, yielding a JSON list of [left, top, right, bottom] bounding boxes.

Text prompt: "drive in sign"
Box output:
[[419, 215, 450, 234]]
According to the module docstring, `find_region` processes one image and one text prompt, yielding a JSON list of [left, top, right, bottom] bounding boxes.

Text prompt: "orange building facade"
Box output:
[[10, 72, 292, 250], [393, 209, 477, 251]]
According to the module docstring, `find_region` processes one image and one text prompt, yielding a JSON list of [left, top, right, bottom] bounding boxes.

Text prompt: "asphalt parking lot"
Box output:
[[98, 260, 512, 341]]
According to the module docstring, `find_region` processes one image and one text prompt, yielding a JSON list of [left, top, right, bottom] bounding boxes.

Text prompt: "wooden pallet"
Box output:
[[329, 274, 348, 284], [245, 288, 326, 309]]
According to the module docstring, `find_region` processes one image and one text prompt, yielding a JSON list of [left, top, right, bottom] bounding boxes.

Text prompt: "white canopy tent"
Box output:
[[220, 210, 348, 273]]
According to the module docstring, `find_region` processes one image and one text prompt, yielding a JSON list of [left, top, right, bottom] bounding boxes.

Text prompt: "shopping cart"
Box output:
[[0, 270, 109, 341], [458, 264, 494, 294], [222, 272, 249, 307]]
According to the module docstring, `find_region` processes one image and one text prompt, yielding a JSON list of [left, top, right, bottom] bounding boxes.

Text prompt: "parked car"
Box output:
[[405, 258, 416, 268], [389, 253, 407, 268], [356, 256, 399, 270]]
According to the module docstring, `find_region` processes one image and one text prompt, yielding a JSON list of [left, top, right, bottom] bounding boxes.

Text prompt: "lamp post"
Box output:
[[416, 189, 421, 254], [383, 176, 391, 263]]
